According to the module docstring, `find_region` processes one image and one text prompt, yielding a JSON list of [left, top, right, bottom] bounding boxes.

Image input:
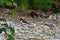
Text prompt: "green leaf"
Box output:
[[4, 23, 8, 28], [9, 27, 15, 36], [0, 29, 2, 34], [7, 34, 14, 40], [0, 28, 6, 34], [1, 28, 6, 32]]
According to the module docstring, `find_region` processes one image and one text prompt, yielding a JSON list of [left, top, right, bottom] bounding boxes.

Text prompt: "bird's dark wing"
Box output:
[[22, 20, 29, 24]]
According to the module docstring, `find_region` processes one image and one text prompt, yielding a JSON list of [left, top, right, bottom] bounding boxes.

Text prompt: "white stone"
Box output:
[[49, 15, 53, 20]]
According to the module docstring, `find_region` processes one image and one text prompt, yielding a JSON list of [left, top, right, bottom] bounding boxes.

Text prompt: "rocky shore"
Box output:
[[0, 8, 60, 40], [0, 17, 60, 40]]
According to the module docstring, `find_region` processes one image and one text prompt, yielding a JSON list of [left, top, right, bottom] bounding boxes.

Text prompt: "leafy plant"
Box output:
[[7, 34, 14, 40], [0, 18, 15, 40], [20, 0, 29, 10], [0, 0, 53, 11], [28, 0, 34, 9], [4, 0, 12, 7], [14, 0, 21, 7], [4, 23, 9, 28], [33, 0, 52, 11], [0, 28, 6, 34], [0, 0, 17, 8], [8, 27, 15, 36], [0, 0, 4, 5], [8, 10, 15, 19], [1, 28, 6, 32], [0, 28, 3, 33]]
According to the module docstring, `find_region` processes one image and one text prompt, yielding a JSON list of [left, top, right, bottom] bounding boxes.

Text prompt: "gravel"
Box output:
[[0, 18, 60, 40]]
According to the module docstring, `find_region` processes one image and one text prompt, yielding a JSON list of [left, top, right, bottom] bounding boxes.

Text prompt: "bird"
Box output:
[[20, 18, 29, 24]]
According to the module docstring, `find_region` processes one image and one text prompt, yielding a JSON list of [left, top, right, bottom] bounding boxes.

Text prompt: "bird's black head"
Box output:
[[20, 18, 23, 21]]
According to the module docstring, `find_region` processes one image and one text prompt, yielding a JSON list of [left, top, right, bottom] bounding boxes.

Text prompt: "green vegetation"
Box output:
[[9, 27, 15, 36], [8, 10, 15, 19], [7, 34, 14, 40], [0, 20, 15, 40], [0, 28, 6, 33], [0, 18, 6, 21], [0, 10, 15, 40], [0, 0, 52, 11], [20, 0, 29, 10], [33, 0, 52, 11], [0, 0, 17, 8]]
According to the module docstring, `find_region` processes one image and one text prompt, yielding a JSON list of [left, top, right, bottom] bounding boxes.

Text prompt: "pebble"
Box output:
[[44, 22, 56, 29], [49, 15, 58, 20], [41, 13, 49, 18]]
